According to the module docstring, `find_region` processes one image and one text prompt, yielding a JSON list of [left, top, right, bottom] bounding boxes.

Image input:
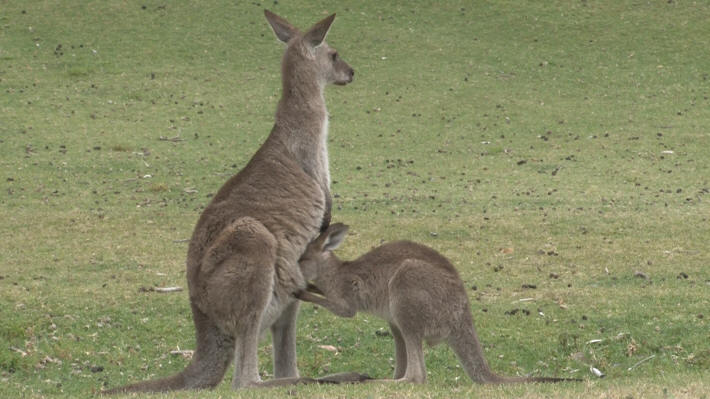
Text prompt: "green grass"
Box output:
[[1, 1, 709, 398]]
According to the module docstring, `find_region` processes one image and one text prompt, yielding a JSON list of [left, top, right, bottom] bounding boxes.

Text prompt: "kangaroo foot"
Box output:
[[247, 377, 317, 388], [364, 377, 424, 384], [316, 372, 372, 384], [245, 373, 370, 388]]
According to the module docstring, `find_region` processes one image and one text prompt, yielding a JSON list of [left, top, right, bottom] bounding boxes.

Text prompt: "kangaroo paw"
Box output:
[[306, 282, 324, 295]]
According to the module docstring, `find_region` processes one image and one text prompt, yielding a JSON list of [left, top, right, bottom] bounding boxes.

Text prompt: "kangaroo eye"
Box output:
[[331, 52, 338, 61]]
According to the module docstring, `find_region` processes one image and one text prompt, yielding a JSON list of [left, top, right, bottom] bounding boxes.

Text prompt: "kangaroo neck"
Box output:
[[276, 77, 327, 125], [272, 72, 330, 186], [276, 64, 328, 123]]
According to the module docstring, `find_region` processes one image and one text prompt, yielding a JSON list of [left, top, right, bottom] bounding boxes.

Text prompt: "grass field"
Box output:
[[1, 1, 709, 398]]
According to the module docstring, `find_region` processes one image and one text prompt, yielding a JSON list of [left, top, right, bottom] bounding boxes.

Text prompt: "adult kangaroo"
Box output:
[[297, 224, 581, 384], [105, 11, 357, 393]]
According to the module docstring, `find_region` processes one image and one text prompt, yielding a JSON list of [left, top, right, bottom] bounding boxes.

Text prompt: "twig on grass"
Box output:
[[10, 346, 28, 357], [158, 135, 185, 142], [139, 286, 183, 293], [627, 354, 656, 371], [153, 286, 183, 293], [170, 349, 194, 359]]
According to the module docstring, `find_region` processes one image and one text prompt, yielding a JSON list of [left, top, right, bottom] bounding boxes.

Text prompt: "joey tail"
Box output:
[[448, 315, 581, 384]]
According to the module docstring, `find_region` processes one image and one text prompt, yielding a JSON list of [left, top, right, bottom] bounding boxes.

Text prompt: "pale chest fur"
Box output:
[[320, 115, 331, 188], [282, 112, 330, 192]]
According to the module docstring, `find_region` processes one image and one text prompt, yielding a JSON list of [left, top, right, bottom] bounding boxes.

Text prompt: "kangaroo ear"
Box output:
[[322, 223, 348, 252], [264, 10, 299, 43], [303, 13, 335, 48]]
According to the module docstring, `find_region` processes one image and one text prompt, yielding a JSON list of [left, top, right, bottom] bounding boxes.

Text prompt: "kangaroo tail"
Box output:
[[448, 314, 580, 385], [103, 373, 188, 394], [524, 376, 582, 383], [487, 375, 581, 384], [103, 303, 235, 394], [448, 316, 506, 384]]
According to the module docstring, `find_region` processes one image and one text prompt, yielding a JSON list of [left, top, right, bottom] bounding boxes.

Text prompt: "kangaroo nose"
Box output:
[[349, 68, 355, 80]]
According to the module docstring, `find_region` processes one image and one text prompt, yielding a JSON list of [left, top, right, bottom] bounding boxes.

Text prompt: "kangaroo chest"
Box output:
[[319, 115, 330, 188]]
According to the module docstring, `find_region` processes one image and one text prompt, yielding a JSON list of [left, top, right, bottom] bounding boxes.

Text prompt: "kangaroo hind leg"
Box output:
[[201, 217, 278, 389], [387, 259, 437, 384], [271, 300, 300, 378]]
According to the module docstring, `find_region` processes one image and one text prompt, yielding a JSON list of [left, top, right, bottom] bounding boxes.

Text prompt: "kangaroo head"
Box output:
[[299, 223, 349, 282], [264, 10, 354, 88]]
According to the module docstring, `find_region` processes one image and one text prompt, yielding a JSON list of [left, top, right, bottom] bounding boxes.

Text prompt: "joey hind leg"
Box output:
[[388, 260, 435, 383], [270, 300, 300, 378], [401, 334, 426, 383], [383, 319, 426, 383], [389, 323, 408, 379]]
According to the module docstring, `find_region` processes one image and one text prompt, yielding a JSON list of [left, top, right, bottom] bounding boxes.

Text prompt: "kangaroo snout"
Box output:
[[335, 68, 354, 86]]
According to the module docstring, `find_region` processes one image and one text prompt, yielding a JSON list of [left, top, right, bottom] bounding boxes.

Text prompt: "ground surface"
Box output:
[[1, 1, 708, 398]]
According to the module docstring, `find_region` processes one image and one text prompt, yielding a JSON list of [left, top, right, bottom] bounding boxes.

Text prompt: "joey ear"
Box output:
[[303, 13, 335, 48], [322, 223, 348, 252], [264, 10, 299, 43]]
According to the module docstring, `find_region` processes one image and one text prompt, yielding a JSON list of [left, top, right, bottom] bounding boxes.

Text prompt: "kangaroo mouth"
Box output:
[[334, 71, 354, 86], [334, 79, 352, 86], [306, 282, 324, 295]]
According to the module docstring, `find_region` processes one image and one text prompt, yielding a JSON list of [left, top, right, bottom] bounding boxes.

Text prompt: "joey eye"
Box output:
[[331, 52, 338, 61]]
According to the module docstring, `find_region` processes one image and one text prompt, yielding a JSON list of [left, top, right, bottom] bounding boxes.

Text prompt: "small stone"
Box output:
[[634, 271, 649, 280], [375, 329, 391, 337]]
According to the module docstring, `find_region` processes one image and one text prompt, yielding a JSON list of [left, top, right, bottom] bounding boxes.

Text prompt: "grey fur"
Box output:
[[104, 10, 357, 393], [297, 224, 581, 384]]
